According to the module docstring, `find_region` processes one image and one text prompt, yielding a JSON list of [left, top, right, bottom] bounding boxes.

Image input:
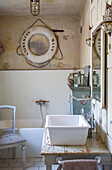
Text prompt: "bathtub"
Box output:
[[0, 119, 44, 158]]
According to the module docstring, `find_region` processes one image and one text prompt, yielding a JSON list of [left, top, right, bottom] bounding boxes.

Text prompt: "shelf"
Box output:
[[68, 84, 91, 91], [68, 84, 100, 91]]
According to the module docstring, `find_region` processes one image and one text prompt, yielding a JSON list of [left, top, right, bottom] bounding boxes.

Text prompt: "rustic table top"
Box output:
[[41, 129, 110, 156]]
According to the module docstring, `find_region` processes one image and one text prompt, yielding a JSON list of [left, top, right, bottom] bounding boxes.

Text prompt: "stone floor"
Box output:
[[0, 157, 104, 170], [0, 157, 59, 170]]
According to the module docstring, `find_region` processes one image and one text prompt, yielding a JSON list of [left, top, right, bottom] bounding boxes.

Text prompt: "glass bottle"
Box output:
[[93, 71, 98, 86], [74, 73, 78, 87]]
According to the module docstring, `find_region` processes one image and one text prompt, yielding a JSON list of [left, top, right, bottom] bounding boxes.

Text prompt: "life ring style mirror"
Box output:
[[21, 26, 57, 64], [95, 31, 101, 58]]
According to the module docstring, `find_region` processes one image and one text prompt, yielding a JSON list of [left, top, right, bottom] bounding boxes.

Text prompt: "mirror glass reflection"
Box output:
[[28, 34, 50, 56], [92, 30, 101, 101]]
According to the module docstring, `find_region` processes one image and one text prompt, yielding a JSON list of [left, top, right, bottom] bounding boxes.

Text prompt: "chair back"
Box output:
[[0, 105, 16, 133]]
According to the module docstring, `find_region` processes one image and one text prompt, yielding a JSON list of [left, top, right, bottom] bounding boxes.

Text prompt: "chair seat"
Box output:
[[0, 133, 26, 146]]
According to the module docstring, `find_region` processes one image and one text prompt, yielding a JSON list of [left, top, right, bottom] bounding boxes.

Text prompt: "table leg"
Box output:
[[21, 144, 26, 170], [13, 147, 16, 159], [57, 165, 62, 170], [46, 165, 52, 170]]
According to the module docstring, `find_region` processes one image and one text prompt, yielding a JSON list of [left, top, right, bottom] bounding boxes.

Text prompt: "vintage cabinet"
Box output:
[[70, 86, 91, 117], [69, 86, 100, 118]]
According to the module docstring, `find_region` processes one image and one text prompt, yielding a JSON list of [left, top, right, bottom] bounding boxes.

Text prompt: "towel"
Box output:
[[62, 159, 98, 170]]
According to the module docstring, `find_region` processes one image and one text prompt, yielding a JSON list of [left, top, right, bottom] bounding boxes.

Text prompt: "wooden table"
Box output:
[[41, 129, 112, 170]]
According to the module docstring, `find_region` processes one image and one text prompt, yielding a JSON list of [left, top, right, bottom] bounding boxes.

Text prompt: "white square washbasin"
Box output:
[[45, 115, 91, 146]]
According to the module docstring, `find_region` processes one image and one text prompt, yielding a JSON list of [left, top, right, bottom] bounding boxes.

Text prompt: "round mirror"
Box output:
[[21, 26, 57, 64], [95, 31, 101, 58], [28, 34, 50, 56]]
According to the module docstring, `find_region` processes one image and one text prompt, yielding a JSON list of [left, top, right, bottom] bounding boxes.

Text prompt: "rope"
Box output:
[[55, 36, 63, 60], [16, 45, 23, 56]]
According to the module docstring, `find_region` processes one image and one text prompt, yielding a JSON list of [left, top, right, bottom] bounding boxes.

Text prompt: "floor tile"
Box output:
[[0, 163, 9, 168], [0, 159, 5, 163], [29, 158, 41, 162], [8, 162, 21, 168], [0, 157, 48, 170], [40, 157, 45, 162], [13, 168, 23, 170], [26, 162, 34, 168], [5, 159, 17, 163], [0, 168, 12, 170], [0, 157, 105, 170], [17, 158, 29, 163], [34, 162, 45, 167]]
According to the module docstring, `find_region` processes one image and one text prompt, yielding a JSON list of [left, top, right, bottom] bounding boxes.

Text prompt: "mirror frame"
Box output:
[[90, 28, 106, 108], [21, 26, 57, 64]]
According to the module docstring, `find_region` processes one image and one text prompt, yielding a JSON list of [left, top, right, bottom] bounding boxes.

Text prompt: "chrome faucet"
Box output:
[[69, 96, 91, 102]]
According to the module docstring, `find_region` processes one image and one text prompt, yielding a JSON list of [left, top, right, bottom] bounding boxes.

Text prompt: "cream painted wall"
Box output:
[[0, 15, 81, 124], [0, 16, 80, 69], [0, 0, 85, 17], [80, 0, 90, 67], [0, 70, 71, 119]]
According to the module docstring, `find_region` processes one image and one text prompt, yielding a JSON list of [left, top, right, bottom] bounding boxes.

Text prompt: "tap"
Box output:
[[35, 100, 50, 105], [69, 96, 91, 102]]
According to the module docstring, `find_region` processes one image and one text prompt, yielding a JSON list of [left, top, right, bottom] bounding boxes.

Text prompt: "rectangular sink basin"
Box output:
[[45, 115, 91, 145]]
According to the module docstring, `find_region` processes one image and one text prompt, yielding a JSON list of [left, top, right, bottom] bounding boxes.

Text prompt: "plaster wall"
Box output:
[[79, 0, 90, 68], [0, 16, 80, 69], [0, 70, 71, 120], [0, 16, 79, 120], [0, 0, 85, 17]]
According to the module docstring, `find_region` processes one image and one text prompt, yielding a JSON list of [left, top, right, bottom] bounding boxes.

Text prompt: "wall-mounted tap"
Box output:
[[69, 95, 91, 102], [35, 100, 50, 105], [35, 99, 50, 128]]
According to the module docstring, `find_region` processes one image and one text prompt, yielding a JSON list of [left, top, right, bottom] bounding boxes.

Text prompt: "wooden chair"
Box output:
[[0, 105, 26, 170]]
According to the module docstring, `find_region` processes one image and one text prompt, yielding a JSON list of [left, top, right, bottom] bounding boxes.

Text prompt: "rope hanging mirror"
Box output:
[[17, 19, 63, 68], [21, 26, 57, 64], [94, 30, 101, 59]]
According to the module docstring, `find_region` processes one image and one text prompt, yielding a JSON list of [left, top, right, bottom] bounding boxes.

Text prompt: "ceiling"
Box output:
[[0, 0, 85, 17]]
